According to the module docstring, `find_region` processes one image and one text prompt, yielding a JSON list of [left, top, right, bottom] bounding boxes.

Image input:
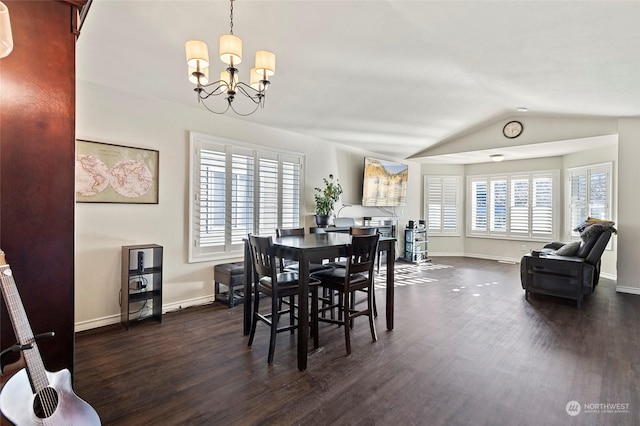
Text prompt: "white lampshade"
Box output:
[[219, 34, 242, 65], [0, 2, 13, 59], [188, 65, 209, 85], [249, 68, 267, 91], [219, 70, 238, 92], [185, 40, 209, 69], [254, 50, 275, 77]]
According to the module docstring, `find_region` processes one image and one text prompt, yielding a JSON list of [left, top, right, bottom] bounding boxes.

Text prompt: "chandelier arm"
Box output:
[[197, 82, 230, 100], [199, 97, 232, 115], [235, 83, 263, 104], [228, 100, 261, 117]]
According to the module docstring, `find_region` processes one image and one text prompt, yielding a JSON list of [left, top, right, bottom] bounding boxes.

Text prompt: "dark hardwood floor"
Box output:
[[74, 257, 640, 425]]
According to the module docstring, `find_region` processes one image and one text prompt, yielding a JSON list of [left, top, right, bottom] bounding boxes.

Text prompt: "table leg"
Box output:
[[385, 242, 395, 330], [298, 252, 309, 371], [243, 240, 252, 336]]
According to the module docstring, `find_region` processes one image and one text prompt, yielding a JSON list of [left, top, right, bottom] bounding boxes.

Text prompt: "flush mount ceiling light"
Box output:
[[490, 154, 504, 162], [185, 0, 275, 116], [0, 1, 13, 59]]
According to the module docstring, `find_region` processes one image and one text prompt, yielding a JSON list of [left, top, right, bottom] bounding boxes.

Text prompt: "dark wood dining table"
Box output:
[[243, 232, 396, 371]]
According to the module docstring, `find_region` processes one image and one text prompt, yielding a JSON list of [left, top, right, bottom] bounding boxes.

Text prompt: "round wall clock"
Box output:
[[503, 121, 523, 139]]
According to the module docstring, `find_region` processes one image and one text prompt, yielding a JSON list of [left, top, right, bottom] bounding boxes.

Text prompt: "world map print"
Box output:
[[76, 140, 158, 203]]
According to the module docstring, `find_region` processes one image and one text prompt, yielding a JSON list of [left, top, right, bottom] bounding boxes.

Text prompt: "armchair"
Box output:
[[520, 227, 612, 308]]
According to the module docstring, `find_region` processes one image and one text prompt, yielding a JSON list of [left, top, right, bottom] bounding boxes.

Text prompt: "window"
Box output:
[[567, 162, 612, 238], [189, 133, 303, 262], [467, 171, 558, 240], [424, 176, 461, 234]]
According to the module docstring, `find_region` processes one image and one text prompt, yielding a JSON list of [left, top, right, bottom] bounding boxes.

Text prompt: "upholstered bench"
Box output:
[[214, 262, 245, 308]]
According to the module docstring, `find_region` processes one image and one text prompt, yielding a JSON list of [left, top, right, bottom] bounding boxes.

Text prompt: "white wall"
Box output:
[[616, 118, 640, 294], [75, 81, 421, 330]]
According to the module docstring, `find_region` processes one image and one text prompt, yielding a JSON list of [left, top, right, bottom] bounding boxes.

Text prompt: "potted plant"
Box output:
[[314, 174, 343, 227]]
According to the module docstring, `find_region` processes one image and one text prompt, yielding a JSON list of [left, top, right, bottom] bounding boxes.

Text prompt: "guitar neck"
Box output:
[[0, 258, 50, 393]]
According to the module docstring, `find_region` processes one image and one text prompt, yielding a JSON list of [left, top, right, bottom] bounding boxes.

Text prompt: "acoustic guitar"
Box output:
[[0, 249, 100, 425]]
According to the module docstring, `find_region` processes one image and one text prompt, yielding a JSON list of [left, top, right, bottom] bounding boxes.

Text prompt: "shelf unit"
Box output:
[[121, 244, 163, 329], [404, 228, 429, 263]]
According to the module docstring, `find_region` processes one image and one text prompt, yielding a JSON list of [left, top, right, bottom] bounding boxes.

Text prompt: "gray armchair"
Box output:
[[520, 227, 612, 308]]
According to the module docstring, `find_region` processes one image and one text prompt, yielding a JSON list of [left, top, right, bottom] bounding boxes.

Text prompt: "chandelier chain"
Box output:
[[229, 0, 234, 35]]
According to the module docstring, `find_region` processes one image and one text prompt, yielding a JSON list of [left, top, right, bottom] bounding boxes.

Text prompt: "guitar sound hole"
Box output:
[[33, 387, 59, 419]]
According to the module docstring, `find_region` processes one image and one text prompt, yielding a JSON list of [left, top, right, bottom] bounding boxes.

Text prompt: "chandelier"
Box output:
[[184, 0, 275, 116]]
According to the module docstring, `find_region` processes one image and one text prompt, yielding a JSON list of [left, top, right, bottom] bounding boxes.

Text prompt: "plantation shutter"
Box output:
[[190, 132, 303, 262], [426, 177, 443, 232], [442, 177, 459, 233], [258, 155, 278, 236], [281, 156, 302, 229], [567, 163, 611, 238], [230, 148, 254, 247], [569, 170, 588, 235], [471, 179, 488, 232], [197, 144, 226, 252], [510, 177, 530, 235], [532, 175, 553, 237], [490, 179, 507, 233]]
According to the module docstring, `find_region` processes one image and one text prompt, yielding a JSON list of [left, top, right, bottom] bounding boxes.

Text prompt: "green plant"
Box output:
[[314, 174, 343, 216]]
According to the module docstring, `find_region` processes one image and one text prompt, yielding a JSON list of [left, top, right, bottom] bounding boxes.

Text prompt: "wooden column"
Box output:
[[0, 0, 84, 378]]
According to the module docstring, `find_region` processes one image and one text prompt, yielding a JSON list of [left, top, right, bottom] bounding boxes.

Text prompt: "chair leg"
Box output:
[[289, 295, 295, 335], [372, 288, 378, 318], [268, 295, 278, 365], [368, 285, 378, 342], [248, 287, 261, 347], [343, 290, 352, 356], [311, 286, 319, 349]]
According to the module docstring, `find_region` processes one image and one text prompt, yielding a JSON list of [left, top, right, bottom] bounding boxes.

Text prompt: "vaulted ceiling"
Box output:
[[76, 1, 640, 162]]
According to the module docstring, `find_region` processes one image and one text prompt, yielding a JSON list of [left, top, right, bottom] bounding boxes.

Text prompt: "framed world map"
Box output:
[[76, 140, 159, 204]]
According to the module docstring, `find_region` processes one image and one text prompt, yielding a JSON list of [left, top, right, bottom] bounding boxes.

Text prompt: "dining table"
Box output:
[[243, 232, 396, 371]]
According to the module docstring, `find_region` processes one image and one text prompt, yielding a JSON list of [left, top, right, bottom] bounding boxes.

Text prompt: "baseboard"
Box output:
[[615, 286, 640, 295], [600, 272, 617, 281], [75, 294, 215, 332], [463, 252, 523, 264], [427, 251, 465, 257], [162, 295, 214, 314]]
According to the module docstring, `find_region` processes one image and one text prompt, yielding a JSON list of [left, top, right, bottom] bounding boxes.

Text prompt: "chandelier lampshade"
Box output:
[[189, 65, 209, 85], [184, 0, 275, 116], [219, 70, 238, 92], [254, 50, 275, 77], [219, 34, 242, 65], [185, 40, 209, 69], [0, 1, 13, 59]]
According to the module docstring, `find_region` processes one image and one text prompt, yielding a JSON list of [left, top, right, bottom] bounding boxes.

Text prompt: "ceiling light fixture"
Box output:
[[490, 154, 504, 162], [517, 107, 528, 112], [0, 1, 13, 59], [184, 0, 275, 116]]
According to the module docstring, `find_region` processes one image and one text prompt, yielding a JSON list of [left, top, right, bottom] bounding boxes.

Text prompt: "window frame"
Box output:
[[188, 132, 305, 263], [423, 175, 462, 236], [565, 162, 613, 240], [466, 170, 559, 241]]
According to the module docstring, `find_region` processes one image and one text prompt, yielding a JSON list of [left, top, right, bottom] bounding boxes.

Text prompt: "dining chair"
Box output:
[[324, 226, 379, 318], [247, 234, 321, 365], [313, 234, 380, 355]]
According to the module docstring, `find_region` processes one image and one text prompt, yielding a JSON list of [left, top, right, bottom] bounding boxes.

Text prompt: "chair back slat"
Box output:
[[248, 234, 278, 280], [350, 227, 377, 236], [345, 234, 379, 276], [276, 228, 305, 237]]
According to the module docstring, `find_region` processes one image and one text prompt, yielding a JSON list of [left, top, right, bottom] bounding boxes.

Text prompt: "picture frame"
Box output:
[[76, 139, 159, 204]]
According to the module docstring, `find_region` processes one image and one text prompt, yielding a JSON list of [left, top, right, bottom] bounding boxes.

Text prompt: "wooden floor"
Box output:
[[74, 257, 640, 426]]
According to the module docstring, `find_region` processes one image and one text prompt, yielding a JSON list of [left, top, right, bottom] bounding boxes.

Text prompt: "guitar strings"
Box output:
[[0, 267, 58, 418]]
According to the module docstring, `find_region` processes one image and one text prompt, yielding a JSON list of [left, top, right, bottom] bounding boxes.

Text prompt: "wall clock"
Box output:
[[503, 121, 523, 139]]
